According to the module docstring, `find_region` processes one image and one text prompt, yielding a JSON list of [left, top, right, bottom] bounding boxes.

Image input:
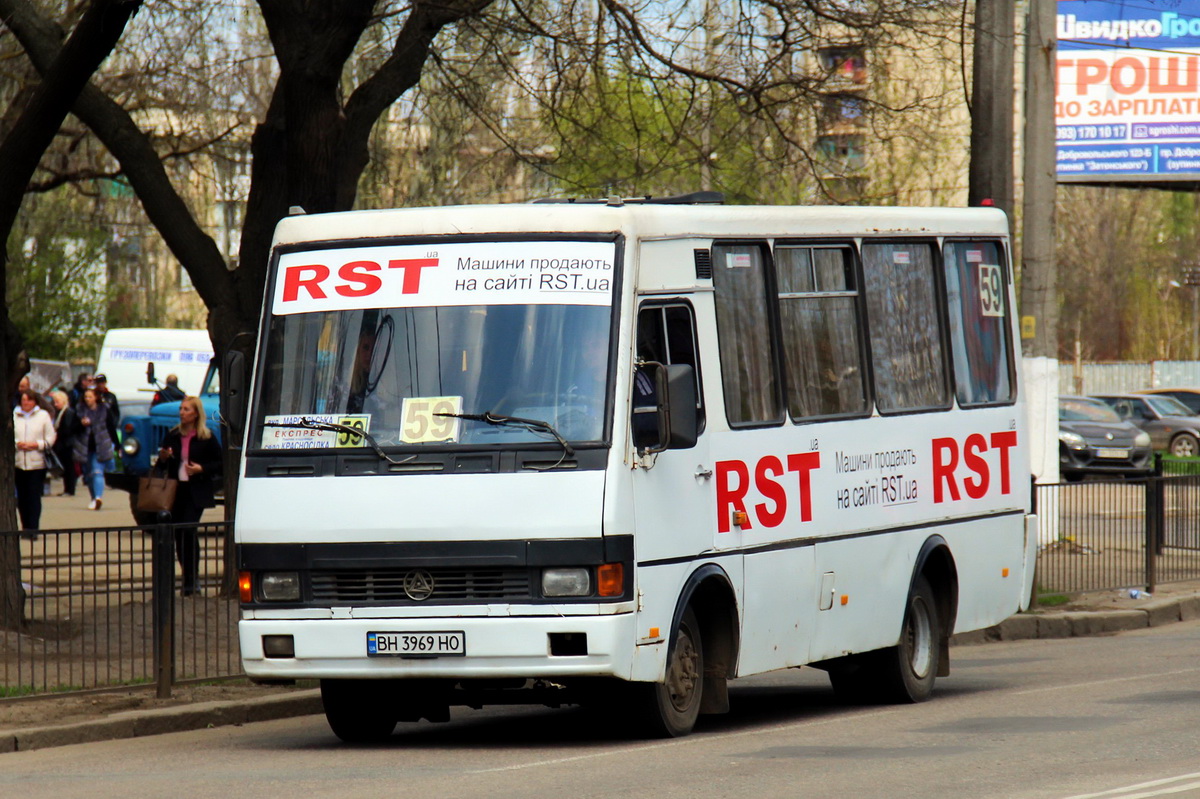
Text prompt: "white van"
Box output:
[[95, 328, 214, 416]]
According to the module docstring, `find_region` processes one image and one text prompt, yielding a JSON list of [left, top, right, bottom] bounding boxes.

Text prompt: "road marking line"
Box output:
[[1061, 773, 1200, 799]]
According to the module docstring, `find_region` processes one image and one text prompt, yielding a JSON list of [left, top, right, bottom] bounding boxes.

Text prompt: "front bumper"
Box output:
[[1060, 444, 1152, 476], [240, 611, 639, 681]]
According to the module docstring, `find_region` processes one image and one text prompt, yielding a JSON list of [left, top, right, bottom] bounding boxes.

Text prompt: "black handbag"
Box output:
[[42, 444, 64, 478]]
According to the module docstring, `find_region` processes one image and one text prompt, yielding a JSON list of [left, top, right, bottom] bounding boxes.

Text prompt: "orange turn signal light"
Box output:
[[239, 571, 253, 603], [597, 563, 624, 597]]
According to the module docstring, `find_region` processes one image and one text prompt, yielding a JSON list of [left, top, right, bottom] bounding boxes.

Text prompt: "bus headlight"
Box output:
[[260, 572, 301, 602], [1134, 431, 1151, 448], [542, 568, 592, 597], [122, 436, 140, 457]]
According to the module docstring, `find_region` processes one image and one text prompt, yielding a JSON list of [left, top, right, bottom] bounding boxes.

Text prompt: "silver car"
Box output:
[[1092, 393, 1200, 458]]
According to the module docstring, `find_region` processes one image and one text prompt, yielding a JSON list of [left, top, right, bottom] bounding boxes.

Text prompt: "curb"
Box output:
[[0, 689, 321, 754], [950, 594, 1200, 646]]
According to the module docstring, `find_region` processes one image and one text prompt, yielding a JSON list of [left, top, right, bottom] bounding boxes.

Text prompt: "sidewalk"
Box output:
[[950, 578, 1200, 645], [36, 477, 224, 529]]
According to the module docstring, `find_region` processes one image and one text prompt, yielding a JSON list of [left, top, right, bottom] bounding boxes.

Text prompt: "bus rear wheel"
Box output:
[[829, 575, 941, 704], [632, 607, 704, 738], [321, 679, 397, 743]]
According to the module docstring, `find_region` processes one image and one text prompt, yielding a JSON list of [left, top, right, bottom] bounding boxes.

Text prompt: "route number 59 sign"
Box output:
[[401, 396, 463, 443]]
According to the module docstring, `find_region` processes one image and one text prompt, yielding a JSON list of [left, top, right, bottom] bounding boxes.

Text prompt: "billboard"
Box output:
[[1056, 0, 1200, 181]]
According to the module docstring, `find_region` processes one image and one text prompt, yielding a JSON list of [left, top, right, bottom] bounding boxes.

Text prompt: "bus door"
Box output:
[[629, 300, 714, 565]]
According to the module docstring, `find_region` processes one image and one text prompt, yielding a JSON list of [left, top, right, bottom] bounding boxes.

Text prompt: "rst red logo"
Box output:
[[281, 258, 439, 303], [932, 431, 1017, 503], [715, 452, 820, 533]]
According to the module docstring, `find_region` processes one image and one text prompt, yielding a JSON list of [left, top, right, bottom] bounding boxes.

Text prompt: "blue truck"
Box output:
[[106, 359, 222, 523]]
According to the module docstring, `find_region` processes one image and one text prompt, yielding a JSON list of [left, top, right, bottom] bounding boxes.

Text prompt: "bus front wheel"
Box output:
[[321, 679, 397, 743], [632, 606, 704, 738]]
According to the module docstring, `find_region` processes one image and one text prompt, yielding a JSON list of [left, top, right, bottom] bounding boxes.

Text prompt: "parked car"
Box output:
[[1058, 395, 1153, 481], [1134, 388, 1200, 416], [1091, 392, 1200, 458]]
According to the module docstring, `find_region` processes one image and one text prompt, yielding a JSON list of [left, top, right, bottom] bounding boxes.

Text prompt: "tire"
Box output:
[[320, 679, 397, 743], [1170, 433, 1199, 458], [631, 607, 704, 738], [829, 575, 941, 705]]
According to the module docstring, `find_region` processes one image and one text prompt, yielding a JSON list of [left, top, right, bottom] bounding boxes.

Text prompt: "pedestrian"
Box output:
[[50, 389, 78, 497], [72, 387, 116, 510], [91, 373, 120, 428], [151, 373, 186, 406], [68, 372, 92, 406], [14, 389, 56, 535], [13, 375, 54, 413], [156, 396, 222, 596]]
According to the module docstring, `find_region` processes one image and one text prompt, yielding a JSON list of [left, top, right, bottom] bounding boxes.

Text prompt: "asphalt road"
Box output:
[[3, 620, 1200, 799]]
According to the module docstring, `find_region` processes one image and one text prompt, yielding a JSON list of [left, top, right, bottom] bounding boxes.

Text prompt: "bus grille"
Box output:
[[310, 568, 532, 603]]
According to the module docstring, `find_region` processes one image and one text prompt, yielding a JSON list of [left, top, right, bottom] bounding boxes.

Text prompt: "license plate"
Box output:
[[367, 631, 465, 658], [1096, 448, 1129, 459]]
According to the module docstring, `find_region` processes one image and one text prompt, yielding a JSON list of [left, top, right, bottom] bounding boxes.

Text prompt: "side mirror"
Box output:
[[146, 362, 156, 385], [222, 349, 245, 438], [632, 362, 698, 454]]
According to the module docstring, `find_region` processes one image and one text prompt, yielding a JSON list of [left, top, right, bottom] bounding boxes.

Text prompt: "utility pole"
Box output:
[[968, 0, 1015, 220], [1020, 0, 1058, 358], [1184, 266, 1200, 360]]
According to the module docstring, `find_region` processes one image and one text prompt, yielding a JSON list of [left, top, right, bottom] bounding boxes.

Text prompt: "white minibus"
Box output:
[[234, 194, 1036, 741]]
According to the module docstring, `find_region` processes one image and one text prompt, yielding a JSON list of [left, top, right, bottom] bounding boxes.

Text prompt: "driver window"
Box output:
[[637, 303, 705, 430]]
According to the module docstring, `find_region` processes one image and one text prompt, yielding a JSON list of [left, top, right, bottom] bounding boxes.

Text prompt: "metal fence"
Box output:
[[1035, 465, 1200, 596], [0, 520, 238, 699], [1058, 359, 1200, 396]]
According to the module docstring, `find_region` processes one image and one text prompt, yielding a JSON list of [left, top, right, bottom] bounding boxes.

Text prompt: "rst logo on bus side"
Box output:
[[714, 430, 1019, 533]]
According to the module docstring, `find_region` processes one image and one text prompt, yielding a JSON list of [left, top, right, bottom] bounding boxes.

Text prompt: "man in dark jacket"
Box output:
[[151, 374, 186, 406]]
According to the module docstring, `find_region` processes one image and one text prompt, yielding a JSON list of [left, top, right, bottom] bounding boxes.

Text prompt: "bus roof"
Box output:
[[272, 203, 1010, 249]]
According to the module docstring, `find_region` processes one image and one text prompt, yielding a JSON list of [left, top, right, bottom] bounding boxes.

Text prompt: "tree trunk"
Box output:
[[0, 0, 143, 629]]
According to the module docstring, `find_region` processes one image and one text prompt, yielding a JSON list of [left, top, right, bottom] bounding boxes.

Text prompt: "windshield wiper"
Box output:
[[262, 417, 415, 466], [436, 411, 574, 457]]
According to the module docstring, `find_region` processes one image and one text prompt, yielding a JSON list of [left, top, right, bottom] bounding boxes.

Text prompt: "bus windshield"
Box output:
[[252, 303, 612, 450]]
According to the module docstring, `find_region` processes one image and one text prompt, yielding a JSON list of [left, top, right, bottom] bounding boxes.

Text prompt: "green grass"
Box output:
[[0, 676, 153, 699], [1159, 455, 1200, 476], [1034, 593, 1071, 607]]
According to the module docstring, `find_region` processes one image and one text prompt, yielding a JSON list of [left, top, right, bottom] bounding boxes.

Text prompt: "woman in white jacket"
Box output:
[[14, 389, 56, 534]]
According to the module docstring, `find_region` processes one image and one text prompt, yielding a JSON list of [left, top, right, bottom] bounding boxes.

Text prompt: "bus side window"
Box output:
[[637, 304, 705, 430], [775, 244, 869, 419], [861, 241, 950, 414], [711, 243, 784, 426], [943, 240, 1015, 407]]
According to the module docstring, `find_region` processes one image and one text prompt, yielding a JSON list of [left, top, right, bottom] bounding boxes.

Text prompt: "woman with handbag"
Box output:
[[14, 389, 56, 535], [157, 396, 222, 596], [72, 388, 116, 510]]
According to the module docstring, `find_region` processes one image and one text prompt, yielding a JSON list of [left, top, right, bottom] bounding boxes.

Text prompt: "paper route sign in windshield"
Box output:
[[273, 240, 616, 315]]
